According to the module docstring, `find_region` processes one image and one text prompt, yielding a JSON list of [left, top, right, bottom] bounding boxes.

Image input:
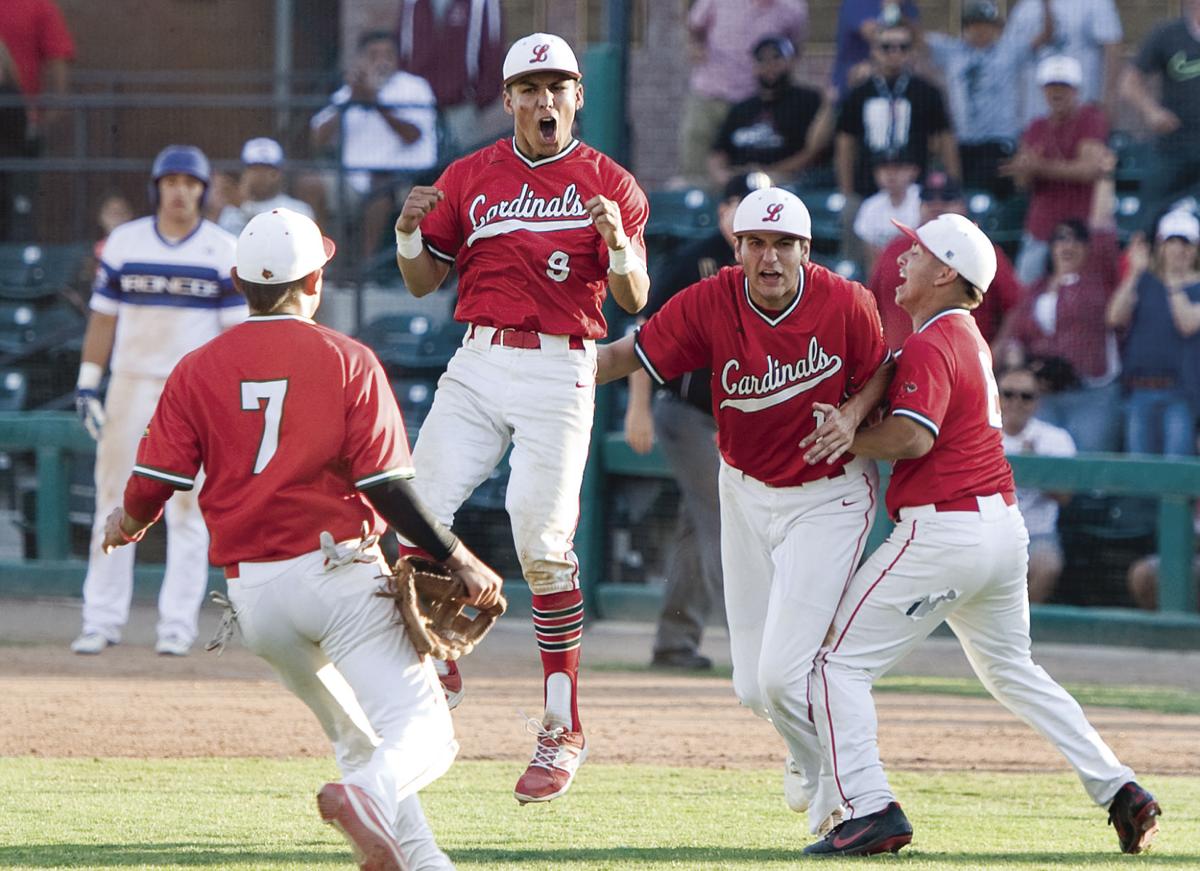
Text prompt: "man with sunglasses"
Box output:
[[867, 171, 1020, 350], [999, 365, 1075, 603]]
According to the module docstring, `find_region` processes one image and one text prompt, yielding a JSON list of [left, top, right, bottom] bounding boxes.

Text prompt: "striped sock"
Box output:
[[531, 590, 583, 731]]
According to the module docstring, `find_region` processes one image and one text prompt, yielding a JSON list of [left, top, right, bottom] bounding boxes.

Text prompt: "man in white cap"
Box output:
[[800, 214, 1161, 857], [393, 32, 650, 804], [1001, 54, 1114, 286], [100, 208, 504, 871], [218, 137, 314, 237], [596, 186, 892, 838]]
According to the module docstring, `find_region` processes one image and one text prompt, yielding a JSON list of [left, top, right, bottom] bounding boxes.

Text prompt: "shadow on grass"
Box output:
[[0, 843, 345, 868]]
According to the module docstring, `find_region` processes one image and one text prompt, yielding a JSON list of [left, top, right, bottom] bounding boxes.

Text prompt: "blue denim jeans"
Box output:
[[1123, 387, 1195, 457], [1037, 381, 1122, 453]]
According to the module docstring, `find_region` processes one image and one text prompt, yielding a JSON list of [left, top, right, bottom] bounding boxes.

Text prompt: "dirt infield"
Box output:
[[2, 598, 1198, 776]]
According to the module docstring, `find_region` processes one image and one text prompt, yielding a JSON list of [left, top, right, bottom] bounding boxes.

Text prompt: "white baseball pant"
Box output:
[[810, 495, 1135, 824], [80, 372, 210, 645], [409, 325, 597, 595], [718, 456, 879, 833], [226, 542, 457, 862]]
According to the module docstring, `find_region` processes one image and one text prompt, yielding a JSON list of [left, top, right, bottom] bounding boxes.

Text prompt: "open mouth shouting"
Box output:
[[537, 116, 559, 145]]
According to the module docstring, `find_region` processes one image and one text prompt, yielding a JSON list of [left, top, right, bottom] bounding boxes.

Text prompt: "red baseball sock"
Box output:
[[531, 589, 583, 731]]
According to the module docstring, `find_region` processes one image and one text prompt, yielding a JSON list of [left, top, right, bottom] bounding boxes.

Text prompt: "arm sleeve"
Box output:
[[634, 282, 713, 384], [40, 1, 77, 61], [129, 367, 203, 491], [420, 163, 464, 263], [888, 337, 953, 438], [361, 477, 458, 561], [343, 350, 416, 489]]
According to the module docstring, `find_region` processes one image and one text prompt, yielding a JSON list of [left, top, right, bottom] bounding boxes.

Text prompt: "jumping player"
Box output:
[[802, 214, 1161, 857], [101, 208, 504, 870], [393, 32, 649, 804], [71, 145, 247, 657], [596, 187, 892, 835]]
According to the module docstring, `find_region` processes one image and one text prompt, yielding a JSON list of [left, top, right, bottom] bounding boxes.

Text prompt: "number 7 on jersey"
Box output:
[[241, 380, 288, 473]]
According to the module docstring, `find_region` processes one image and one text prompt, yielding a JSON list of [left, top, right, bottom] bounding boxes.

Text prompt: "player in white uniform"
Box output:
[[71, 145, 248, 657]]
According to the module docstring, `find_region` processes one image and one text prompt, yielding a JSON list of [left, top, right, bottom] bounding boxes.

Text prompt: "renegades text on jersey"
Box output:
[[634, 263, 889, 487], [420, 137, 649, 339]]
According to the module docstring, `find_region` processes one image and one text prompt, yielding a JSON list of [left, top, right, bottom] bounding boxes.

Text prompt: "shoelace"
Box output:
[[521, 713, 570, 770], [205, 590, 237, 655], [320, 521, 381, 571]]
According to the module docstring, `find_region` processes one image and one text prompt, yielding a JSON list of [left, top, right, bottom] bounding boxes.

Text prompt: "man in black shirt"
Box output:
[[624, 171, 771, 670], [708, 36, 833, 188], [1122, 0, 1200, 231]]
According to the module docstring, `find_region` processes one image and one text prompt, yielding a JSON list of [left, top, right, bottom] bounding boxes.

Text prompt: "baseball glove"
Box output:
[[376, 555, 506, 660]]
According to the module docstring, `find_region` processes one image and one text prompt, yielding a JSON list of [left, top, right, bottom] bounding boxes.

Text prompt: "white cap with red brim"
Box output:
[[892, 213, 997, 293]]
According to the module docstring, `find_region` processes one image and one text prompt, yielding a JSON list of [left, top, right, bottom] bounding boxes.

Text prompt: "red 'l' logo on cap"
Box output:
[[763, 203, 784, 222], [530, 44, 550, 63]]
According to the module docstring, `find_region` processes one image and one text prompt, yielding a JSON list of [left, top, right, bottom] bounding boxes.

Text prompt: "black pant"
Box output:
[[960, 140, 1015, 198]]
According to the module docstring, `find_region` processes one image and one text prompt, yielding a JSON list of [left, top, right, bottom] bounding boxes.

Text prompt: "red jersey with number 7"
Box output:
[[634, 263, 889, 487], [125, 315, 414, 566], [420, 137, 649, 339], [885, 308, 1015, 517]]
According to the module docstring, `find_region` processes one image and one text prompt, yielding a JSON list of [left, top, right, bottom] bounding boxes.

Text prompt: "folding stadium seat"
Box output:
[[0, 368, 27, 411], [0, 243, 89, 301], [645, 188, 718, 241], [390, 375, 438, 439], [1111, 132, 1155, 194], [356, 311, 465, 373], [965, 190, 1027, 254], [786, 186, 846, 256]]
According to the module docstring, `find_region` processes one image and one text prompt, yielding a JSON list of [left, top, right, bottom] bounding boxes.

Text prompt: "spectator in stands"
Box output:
[[1107, 212, 1200, 458], [1122, 0, 1200, 236], [203, 170, 240, 226], [708, 35, 833, 189], [0, 0, 74, 144], [835, 19, 958, 267], [623, 172, 772, 670], [999, 365, 1076, 603], [0, 40, 28, 242], [1127, 551, 1200, 611], [218, 138, 314, 237], [309, 30, 437, 258], [994, 177, 1122, 453], [831, 0, 919, 97], [1007, 0, 1123, 127], [868, 171, 1021, 350], [677, 0, 809, 188], [1001, 55, 1113, 288], [92, 192, 132, 260], [852, 148, 919, 276], [922, 0, 1054, 196], [394, 0, 504, 154]]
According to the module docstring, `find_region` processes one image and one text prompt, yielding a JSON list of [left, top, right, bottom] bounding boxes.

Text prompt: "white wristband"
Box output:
[[395, 226, 424, 260], [607, 244, 643, 276], [77, 361, 103, 390]]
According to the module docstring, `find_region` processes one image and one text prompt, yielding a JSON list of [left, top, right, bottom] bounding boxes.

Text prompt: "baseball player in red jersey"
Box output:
[[596, 187, 892, 835], [393, 32, 649, 804], [801, 214, 1161, 857], [100, 209, 503, 871]]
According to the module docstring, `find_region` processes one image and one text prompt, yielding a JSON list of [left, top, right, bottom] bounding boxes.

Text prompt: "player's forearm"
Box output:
[[363, 477, 458, 561], [842, 357, 895, 427], [596, 334, 643, 384], [79, 312, 117, 370], [608, 266, 649, 313], [850, 414, 934, 460], [123, 475, 171, 533], [396, 248, 450, 297], [835, 135, 856, 195]]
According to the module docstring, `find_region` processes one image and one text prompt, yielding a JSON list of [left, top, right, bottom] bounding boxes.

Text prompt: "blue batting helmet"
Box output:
[[148, 145, 210, 209]]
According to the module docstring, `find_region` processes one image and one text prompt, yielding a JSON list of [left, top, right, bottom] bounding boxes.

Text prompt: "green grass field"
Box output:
[[0, 759, 1194, 870]]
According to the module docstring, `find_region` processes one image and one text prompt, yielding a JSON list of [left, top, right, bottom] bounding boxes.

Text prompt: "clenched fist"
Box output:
[[585, 194, 628, 251], [396, 186, 445, 235]]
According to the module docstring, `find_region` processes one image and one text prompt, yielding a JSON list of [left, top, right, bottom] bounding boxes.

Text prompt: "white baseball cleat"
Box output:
[[317, 782, 405, 871], [70, 632, 112, 655], [154, 635, 191, 657]]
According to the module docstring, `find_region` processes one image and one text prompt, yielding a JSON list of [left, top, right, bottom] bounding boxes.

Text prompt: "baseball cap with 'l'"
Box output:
[[503, 33, 581, 85], [892, 213, 997, 293], [733, 187, 812, 240], [236, 208, 336, 285]]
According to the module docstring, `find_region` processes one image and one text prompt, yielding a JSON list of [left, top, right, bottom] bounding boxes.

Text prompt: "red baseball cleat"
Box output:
[[317, 782, 405, 871], [437, 659, 464, 710], [513, 718, 588, 804]]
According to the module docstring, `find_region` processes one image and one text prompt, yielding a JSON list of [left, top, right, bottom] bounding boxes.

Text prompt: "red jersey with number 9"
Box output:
[[128, 315, 414, 567], [420, 137, 648, 339], [635, 263, 889, 487], [885, 308, 1015, 517]]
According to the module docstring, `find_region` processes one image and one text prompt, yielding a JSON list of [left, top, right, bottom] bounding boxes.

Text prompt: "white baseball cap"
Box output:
[[1036, 55, 1082, 88], [892, 213, 997, 292], [241, 137, 284, 167], [732, 187, 812, 240], [1157, 209, 1200, 244], [236, 208, 336, 285], [503, 33, 581, 85]]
